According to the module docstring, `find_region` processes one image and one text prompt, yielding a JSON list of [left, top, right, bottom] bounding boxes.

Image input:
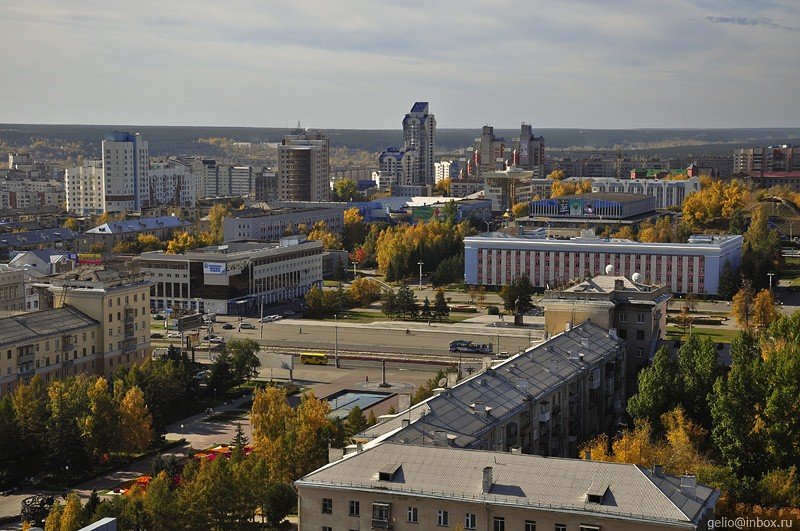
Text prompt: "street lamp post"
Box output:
[[768, 272, 774, 291], [418, 261, 424, 289], [334, 313, 340, 368]]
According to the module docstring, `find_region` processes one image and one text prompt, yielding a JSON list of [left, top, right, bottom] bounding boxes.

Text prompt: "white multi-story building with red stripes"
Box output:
[[464, 233, 742, 295]]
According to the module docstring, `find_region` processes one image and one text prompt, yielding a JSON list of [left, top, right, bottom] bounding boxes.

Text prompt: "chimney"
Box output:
[[680, 475, 696, 497], [584, 449, 592, 461], [550, 359, 558, 373], [579, 352, 585, 362], [581, 337, 590, 349], [653, 464, 663, 477], [401, 418, 410, 428], [434, 430, 448, 446], [474, 401, 487, 417], [328, 446, 344, 463], [510, 447, 522, 454], [398, 394, 411, 412], [614, 279, 624, 291], [565, 321, 573, 332], [482, 466, 493, 494], [356, 442, 363, 453], [516, 378, 529, 394]]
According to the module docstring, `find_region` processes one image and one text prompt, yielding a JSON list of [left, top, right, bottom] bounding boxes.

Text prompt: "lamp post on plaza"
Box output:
[[418, 261, 424, 289], [768, 272, 774, 291], [334, 313, 340, 368]]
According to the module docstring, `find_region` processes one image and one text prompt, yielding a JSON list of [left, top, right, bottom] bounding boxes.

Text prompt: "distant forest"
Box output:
[[0, 123, 798, 161]]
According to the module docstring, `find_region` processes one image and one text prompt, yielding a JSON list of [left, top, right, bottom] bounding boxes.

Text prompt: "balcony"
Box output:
[[18, 368, 35, 379], [371, 521, 392, 530], [17, 353, 34, 365], [539, 409, 551, 423], [62, 359, 74, 368], [122, 338, 137, 353], [589, 377, 600, 390], [124, 308, 135, 324]]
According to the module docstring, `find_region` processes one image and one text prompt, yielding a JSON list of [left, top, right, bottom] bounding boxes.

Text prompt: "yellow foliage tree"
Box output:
[[63, 218, 79, 231], [682, 178, 749, 227], [137, 233, 164, 251], [547, 169, 566, 181], [117, 386, 153, 454], [752, 288, 779, 329], [732, 281, 756, 330], [433, 178, 451, 196], [58, 493, 84, 531], [165, 231, 198, 254], [550, 181, 576, 198], [611, 226, 635, 240], [576, 179, 593, 194], [207, 203, 229, 244], [511, 202, 529, 218]]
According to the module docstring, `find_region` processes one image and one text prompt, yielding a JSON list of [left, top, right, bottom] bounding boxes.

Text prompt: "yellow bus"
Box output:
[[300, 352, 329, 365]]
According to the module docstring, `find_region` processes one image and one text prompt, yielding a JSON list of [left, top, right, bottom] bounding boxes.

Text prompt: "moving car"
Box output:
[[166, 332, 181, 338], [449, 340, 491, 354], [240, 322, 256, 330], [222, 323, 235, 330], [209, 337, 224, 344]]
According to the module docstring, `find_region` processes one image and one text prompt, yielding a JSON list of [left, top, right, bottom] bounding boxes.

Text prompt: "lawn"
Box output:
[[666, 325, 742, 343]]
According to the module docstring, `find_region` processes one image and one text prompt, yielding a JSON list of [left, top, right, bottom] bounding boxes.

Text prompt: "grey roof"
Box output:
[[0, 228, 81, 249], [0, 306, 98, 348], [85, 216, 188, 235], [359, 321, 621, 447], [297, 442, 719, 528], [549, 192, 654, 203]]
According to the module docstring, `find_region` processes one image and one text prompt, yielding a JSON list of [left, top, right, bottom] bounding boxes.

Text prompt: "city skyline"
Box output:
[[1, 1, 798, 129]]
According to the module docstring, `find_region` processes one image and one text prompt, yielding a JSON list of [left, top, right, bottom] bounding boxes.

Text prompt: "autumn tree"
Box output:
[[731, 280, 756, 330], [347, 277, 382, 307], [345, 405, 369, 437], [342, 207, 368, 251], [137, 233, 164, 251], [550, 180, 575, 198], [117, 386, 153, 455], [511, 201, 529, 218], [433, 178, 451, 197], [165, 231, 198, 254], [752, 289, 779, 329], [82, 377, 118, 461], [63, 218, 79, 231], [307, 221, 343, 250], [611, 226, 635, 240], [292, 391, 332, 479], [547, 169, 566, 181], [207, 203, 229, 244]]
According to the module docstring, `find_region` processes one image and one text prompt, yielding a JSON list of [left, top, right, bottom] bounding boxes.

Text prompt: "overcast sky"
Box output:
[[1, 1, 798, 129]]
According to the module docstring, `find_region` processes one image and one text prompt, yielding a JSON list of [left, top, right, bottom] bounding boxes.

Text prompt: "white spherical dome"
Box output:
[[605, 264, 614, 275], [632, 272, 642, 283]]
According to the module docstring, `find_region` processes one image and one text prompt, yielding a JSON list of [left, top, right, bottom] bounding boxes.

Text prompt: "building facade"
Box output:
[[65, 159, 105, 215], [223, 206, 344, 242], [591, 177, 701, 209], [360, 321, 625, 458], [139, 239, 323, 316], [402, 102, 436, 185], [464, 233, 743, 295], [148, 158, 197, 207], [734, 145, 800, 175], [84, 216, 189, 251], [0, 267, 26, 315], [542, 275, 671, 393], [296, 442, 719, 531], [514, 123, 546, 178], [278, 129, 330, 202], [102, 132, 150, 213]]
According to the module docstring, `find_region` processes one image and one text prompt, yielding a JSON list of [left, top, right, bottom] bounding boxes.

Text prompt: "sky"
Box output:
[[1, 0, 799, 129]]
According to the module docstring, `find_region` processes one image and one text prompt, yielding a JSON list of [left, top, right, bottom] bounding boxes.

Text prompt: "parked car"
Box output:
[[202, 334, 216, 340], [150, 333, 164, 339], [151, 314, 165, 321], [166, 332, 181, 338], [259, 316, 276, 323], [209, 337, 224, 344], [222, 323, 235, 330], [240, 322, 256, 330]]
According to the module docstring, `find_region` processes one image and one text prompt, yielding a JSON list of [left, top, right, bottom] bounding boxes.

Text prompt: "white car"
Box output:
[[209, 337, 224, 344], [166, 332, 181, 338], [240, 322, 256, 330], [269, 315, 282, 321]]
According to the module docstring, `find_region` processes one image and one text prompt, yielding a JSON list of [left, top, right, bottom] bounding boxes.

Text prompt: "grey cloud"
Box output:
[[706, 15, 799, 31]]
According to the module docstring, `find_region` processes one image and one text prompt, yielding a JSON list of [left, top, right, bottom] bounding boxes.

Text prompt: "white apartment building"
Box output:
[[0, 180, 65, 210], [464, 233, 743, 295], [278, 129, 330, 202], [149, 158, 197, 207], [65, 159, 104, 215], [591, 177, 701, 209], [434, 160, 454, 183]]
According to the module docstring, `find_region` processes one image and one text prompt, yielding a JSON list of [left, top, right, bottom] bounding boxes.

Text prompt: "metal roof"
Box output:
[[0, 306, 98, 348], [297, 442, 719, 527], [85, 216, 187, 235], [359, 321, 621, 447]]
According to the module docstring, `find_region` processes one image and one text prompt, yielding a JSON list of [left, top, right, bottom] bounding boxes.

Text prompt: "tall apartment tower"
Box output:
[[278, 128, 330, 202], [402, 102, 436, 185], [515, 123, 546, 178], [468, 125, 505, 177], [101, 132, 149, 213], [65, 159, 104, 215]]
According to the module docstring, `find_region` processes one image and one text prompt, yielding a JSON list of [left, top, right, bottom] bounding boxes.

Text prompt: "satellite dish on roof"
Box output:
[[605, 264, 614, 275], [438, 378, 448, 388], [632, 272, 641, 283]]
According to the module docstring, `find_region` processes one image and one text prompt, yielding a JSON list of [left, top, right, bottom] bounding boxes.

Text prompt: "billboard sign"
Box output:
[[203, 262, 226, 275], [177, 314, 204, 332]]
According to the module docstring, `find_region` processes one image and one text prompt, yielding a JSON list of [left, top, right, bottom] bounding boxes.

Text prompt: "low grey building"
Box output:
[[222, 205, 344, 242]]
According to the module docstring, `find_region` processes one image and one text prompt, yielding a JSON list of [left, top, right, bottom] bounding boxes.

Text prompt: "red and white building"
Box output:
[[464, 233, 742, 295]]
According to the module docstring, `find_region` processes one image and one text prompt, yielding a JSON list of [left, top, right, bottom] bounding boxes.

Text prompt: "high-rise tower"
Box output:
[[278, 128, 330, 202], [402, 102, 436, 185], [101, 131, 149, 212]]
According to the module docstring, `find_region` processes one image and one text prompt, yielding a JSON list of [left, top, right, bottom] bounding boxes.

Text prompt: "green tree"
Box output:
[[728, 209, 747, 234], [0, 396, 24, 488], [710, 332, 767, 478], [259, 483, 297, 527], [394, 284, 418, 319], [431, 254, 464, 286], [345, 405, 369, 438], [82, 377, 118, 462], [718, 260, 740, 301], [231, 423, 249, 449], [332, 179, 363, 202], [627, 348, 678, 430], [179, 457, 235, 530], [499, 275, 535, 314], [380, 291, 398, 318], [225, 339, 261, 384], [741, 205, 782, 291], [442, 200, 458, 225], [761, 345, 800, 470], [46, 376, 91, 479], [11, 376, 48, 464], [142, 471, 181, 531], [209, 350, 233, 395], [420, 296, 432, 319], [677, 335, 719, 429], [433, 288, 450, 321]]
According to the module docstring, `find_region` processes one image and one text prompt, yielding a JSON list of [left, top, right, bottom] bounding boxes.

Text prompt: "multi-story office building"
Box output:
[[542, 274, 671, 393], [378, 147, 414, 187], [278, 129, 330, 202], [65, 159, 105, 215], [591, 176, 701, 209], [359, 321, 625, 458], [402, 102, 436, 185], [102, 132, 150, 213], [296, 442, 719, 531], [223, 206, 344, 242], [139, 238, 323, 316], [513, 123, 546, 178], [464, 233, 743, 295], [254, 171, 277, 202], [148, 158, 197, 207], [37, 266, 152, 379]]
